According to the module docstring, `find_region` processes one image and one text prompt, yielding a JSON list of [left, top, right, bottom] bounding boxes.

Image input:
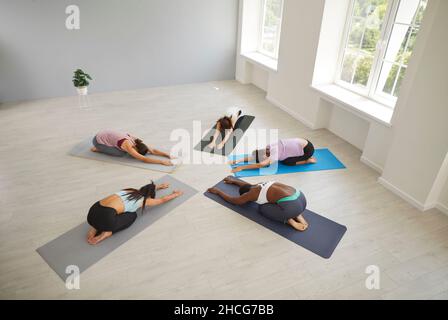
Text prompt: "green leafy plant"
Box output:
[[72, 69, 92, 87]]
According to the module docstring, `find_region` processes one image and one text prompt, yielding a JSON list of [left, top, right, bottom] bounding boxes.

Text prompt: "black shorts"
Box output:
[[280, 140, 315, 166], [87, 201, 137, 233]]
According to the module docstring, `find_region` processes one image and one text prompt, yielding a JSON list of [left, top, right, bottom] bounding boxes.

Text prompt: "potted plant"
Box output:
[[72, 69, 92, 95]]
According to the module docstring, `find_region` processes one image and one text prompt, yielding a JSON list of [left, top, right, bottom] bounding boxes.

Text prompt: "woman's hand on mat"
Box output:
[[231, 166, 243, 173], [162, 160, 173, 166], [172, 190, 183, 197], [207, 187, 220, 195], [223, 176, 236, 184], [157, 183, 170, 190], [207, 142, 216, 149], [216, 142, 225, 150]]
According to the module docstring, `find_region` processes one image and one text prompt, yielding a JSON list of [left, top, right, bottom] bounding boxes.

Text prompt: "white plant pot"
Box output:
[[76, 86, 88, 95]]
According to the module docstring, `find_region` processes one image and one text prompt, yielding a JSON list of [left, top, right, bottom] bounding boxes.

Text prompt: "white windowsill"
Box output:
[[241, 51, 278, 72], [311, 84, 393, 127]]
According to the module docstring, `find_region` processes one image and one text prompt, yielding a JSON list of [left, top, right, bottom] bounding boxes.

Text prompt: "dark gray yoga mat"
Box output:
[[194, 115, 255, 156], [69, 137, 178, 173], [37, 175, 198, 282], [204, 178, 347, 259]]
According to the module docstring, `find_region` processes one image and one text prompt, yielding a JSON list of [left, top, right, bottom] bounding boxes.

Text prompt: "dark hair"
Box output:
[[217, 116, 233, 131], [123, 181, 156, 210], [252, 148, 270, 163], [239, 184, 252, 195], [135, 139, 149, 155]]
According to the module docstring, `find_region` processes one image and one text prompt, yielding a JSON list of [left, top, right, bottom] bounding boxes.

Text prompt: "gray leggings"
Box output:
[[92, 136, 127, 157], [258, 192, 307, 223]]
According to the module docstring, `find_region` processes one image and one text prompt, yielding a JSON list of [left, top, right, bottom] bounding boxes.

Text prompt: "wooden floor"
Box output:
[[1, 81, 448, 300]]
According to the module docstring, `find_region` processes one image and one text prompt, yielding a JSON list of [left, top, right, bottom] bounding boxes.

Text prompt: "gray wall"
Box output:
[[0, 0, 238, 102]]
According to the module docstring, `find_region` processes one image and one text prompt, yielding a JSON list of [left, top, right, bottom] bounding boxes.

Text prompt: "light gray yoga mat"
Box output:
[[37, 175, 198, 282], [69, 137, 178, 173], [204, 178, 347, 259]]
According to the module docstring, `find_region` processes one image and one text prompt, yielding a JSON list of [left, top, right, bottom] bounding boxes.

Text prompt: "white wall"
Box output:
[[439, 178, 448, 214], [236, 0, 389, 161], [235, 0, 448, 213], [265, 0, 326, 126], [380, 0, 448, 210], [0, 0, 238, 102]]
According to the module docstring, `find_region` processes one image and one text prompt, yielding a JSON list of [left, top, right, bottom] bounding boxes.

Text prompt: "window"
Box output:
[[258, 0, 284, 59], [337, 0, 428, 107]]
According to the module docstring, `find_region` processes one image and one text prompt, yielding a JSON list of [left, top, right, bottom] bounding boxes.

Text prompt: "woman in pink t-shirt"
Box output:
[[91, 130, 176, 166], [231, 138, 316, 173]]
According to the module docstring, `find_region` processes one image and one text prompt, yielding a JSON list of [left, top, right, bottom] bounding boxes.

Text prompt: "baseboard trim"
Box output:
[[378, 177, 429, 211], [436, 203, 448, 215], [266, 95, 316, 129], [235, 76, 249, 85], [360, 156, 383, 173]]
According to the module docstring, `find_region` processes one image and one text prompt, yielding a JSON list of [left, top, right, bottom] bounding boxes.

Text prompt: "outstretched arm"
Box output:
[[122, 142, 172, 166], [223, 176, 249, 187], [231, 159, 271, 173], [207, 123, 221, 148], [217, 129, 234, 149], [229, 155, 253, 166], [148, 147, 171, 159], [207, 187, 254, 205], [145, 190, 183, 207]]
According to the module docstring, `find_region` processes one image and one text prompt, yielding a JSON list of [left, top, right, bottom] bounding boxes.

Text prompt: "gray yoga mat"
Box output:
[[194, 115, 255, 156], [37, 175, 198, 282], [69, 137, 178, 173], [204, 178, 347, 259]]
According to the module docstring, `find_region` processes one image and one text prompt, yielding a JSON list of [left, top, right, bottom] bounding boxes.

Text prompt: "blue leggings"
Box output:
[[258, 192, 307, 223], [92, 136, 127, 157]]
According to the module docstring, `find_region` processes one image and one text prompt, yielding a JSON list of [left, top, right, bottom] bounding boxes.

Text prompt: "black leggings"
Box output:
[[281, 140, 315, 166], [258, 193, 307, 223], [87, 202, 137, 233]]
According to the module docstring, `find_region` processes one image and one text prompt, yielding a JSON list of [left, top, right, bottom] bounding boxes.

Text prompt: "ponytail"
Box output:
[[123, 181, 156, 212]]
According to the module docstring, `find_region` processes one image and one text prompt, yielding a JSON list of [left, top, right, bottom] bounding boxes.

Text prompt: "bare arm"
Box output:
[[232, 159, 271, 173], [148, 147, 171, 159], [223, 176, 249, 187], [217, 129, 234, 149], [207, 187, 255, 205], [122, 141, 171, 165], [208, 123, 221, 148], [230, 155, 253, 165], [145, 190, 183, 207]]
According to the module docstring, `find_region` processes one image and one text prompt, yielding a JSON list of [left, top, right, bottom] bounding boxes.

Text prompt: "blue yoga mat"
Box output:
[[229, 148, 346, 177]]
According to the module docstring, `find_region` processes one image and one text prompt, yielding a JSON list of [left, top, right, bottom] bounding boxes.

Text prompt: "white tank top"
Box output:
[[255, 181, 275, 204]]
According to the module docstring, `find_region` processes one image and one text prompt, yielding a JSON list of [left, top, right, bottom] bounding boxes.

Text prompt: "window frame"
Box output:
[[335, 0, 423, 108], [257, 0, 284, 60]]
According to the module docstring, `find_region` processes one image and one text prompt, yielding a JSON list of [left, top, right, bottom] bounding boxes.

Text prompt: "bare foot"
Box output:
[[90, 147, 98, 152], [287, 219, 308, 231], [88, 231, 112, 245], [294, 217, 309, 229], [87, 228, 97, 241]]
